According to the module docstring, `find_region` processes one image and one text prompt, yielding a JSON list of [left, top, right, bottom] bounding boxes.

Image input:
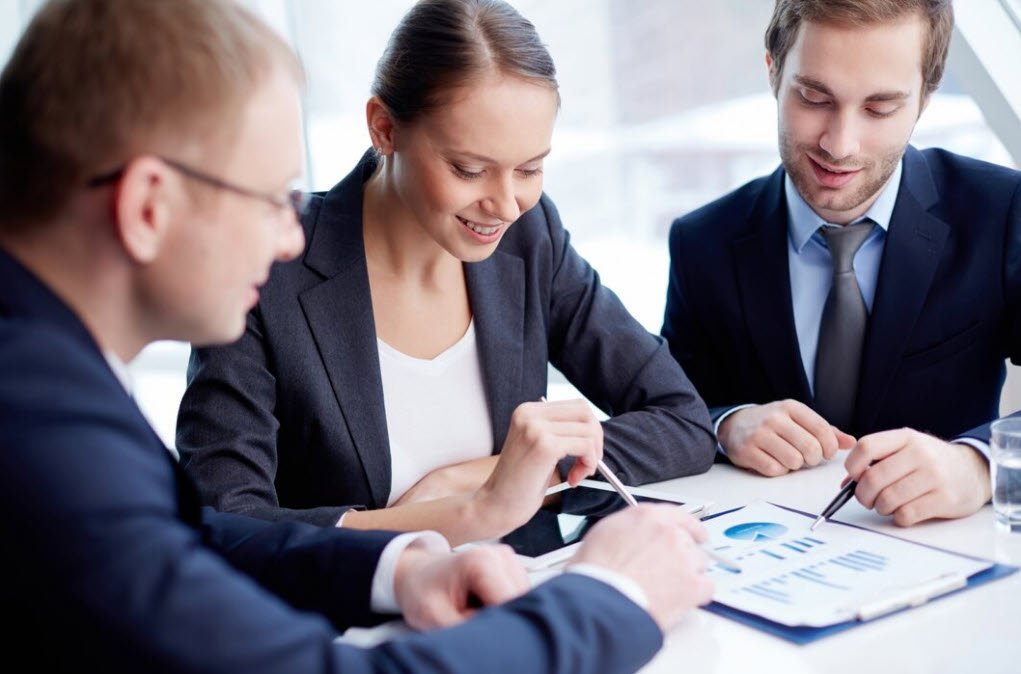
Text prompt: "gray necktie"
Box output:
[[813, 221, 874, 429]]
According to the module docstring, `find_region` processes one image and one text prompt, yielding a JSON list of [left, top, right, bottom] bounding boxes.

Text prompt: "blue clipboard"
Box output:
[[701, 504, 1019, 645]]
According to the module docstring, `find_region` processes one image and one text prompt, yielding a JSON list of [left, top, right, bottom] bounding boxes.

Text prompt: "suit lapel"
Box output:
[[298, 156, 391, 507], [855, 147, 948, 432], [733, 170, 812, 401], [0, 248, 208, 520], [465, 251, 525, 453]]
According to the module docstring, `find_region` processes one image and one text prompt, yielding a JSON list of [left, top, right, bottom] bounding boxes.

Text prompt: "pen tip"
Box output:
[[809, 515, 824, 531]]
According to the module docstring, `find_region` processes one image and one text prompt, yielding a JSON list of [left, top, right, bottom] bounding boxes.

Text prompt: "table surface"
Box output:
[[635, 458, 1021, 674], [340, 455, 1021, 674]]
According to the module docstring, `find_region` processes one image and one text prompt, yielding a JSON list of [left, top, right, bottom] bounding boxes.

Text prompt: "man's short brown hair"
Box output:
[[0, 0, 304, 230], [765, 0, 954, 97]]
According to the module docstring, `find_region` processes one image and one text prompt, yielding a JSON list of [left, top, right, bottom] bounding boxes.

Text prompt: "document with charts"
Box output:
[[703, 501, 991, 627]]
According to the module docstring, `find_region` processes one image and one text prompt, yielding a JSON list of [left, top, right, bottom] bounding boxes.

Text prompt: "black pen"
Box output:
[[809, 479, 857, 531]]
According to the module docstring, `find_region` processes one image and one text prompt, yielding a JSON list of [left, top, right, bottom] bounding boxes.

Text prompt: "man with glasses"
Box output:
[[0, 1, 712, 672]]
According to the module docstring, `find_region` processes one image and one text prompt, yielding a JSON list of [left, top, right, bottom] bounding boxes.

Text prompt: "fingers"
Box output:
[[872, 470, 933, 518], [462, 545, 530, 607], [693, 574, 716, 606], [529, 398, 598, 421], [516, 400, 604, 485], [548, 430, 600, 486], [853, 446, 919, 511], [672, 507, 709, 544], [744, 454, 790, 477], [480, 401, 605, 535], [546, 420, 604, 438], [761, 428, 812, 471], [421, 596, 468, 629], [565, 458, 597, 486], [850, 434, 991, 526], [785, 403, 834, 464], [889, 490, 943, 527], [403, 545, 532, 630], [725, 400, 846, 476], [832, 427, 857, 451], [844, 429, 910, 478], [510, 400, 603, 458], [689, 546, 711, 576], [394, 550, 465, 631], [784, 401, 856, 462], [847, 431, 918, 515], [634, 503, 707, 536], [570, 504, 715, 630]]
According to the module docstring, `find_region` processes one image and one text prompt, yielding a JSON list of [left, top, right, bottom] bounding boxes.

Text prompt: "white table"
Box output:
[[637, 459, 1021, 674], [340, 456, 1021, 673]]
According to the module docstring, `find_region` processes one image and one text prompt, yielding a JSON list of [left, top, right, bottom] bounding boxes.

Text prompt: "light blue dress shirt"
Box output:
[[786, 160, 900, 392], [715, 158, 988, 459], [712, 163, 898, 451]]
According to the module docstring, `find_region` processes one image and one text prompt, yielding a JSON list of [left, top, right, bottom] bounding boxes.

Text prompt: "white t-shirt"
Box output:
[[377, 320, 493, 505]]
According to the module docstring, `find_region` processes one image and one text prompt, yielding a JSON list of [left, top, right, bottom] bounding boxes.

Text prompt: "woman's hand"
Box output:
[[472, 398, 603, 533]]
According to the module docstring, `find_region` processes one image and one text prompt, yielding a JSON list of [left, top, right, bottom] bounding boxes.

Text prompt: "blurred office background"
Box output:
[[2, 0, 1019, 448]]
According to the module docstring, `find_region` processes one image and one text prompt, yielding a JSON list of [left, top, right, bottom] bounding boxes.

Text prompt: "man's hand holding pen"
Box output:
[[815, 428, 992, 528]]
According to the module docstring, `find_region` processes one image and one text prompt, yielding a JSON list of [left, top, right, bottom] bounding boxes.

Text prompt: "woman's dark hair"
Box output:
[[372, 0, 559, 123]]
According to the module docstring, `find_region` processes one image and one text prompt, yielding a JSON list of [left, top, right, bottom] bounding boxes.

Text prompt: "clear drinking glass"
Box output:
[[990, 418, 1021, 532]]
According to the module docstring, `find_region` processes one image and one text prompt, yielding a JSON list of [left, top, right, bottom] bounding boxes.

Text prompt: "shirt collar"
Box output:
[[786, 158, 901, 253]]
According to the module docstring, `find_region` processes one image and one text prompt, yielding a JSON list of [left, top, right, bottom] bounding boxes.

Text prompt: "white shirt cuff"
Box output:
[[713, 404, 755, 457], [370, 531, 451, 614], [952, 437, 991, 462], [565, 563, 649, 610]]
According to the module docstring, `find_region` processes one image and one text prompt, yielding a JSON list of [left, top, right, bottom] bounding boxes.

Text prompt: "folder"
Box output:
[[700, 503, 1019, 644]]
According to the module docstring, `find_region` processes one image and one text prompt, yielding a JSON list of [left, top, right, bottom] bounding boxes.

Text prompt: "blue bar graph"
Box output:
[[849, 550, 887, 566], [744, 583, 792, 604], [792, 569, 850, 590], [831, 558, 869, 572], [702, 503, 992, 629]]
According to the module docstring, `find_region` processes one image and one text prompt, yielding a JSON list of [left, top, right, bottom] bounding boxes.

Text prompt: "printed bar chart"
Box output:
[[703, 502, 990, 627]]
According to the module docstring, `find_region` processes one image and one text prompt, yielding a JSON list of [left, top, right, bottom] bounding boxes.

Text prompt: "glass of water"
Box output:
[[991, 418, 1021, 532]]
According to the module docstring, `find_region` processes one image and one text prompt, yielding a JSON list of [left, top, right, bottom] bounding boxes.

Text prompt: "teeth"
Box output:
[[461, 217, 500, 236]]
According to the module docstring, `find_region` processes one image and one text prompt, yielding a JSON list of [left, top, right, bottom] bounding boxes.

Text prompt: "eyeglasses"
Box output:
[[88, 156, 309, 219]]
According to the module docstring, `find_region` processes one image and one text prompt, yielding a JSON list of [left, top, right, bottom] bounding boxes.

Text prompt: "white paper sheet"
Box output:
[[703, 501, 991, 626]]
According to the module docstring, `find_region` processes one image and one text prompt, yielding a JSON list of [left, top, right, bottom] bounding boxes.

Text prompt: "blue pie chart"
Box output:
[[724, 522, 788, 542]]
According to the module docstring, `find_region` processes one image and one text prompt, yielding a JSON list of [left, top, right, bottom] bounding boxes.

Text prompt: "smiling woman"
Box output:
[[174, 0, 716, 548]]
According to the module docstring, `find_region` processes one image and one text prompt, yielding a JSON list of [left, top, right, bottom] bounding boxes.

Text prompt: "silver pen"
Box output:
[[595, 458, 742, 573], [596, 459, 639, 506], [540, 396, 741, 573]]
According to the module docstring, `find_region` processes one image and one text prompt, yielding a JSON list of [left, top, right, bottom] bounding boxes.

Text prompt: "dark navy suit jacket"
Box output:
[[662, 146, 1021, 442], [0, 247, 662, 673], [177, 151, 714, 525]]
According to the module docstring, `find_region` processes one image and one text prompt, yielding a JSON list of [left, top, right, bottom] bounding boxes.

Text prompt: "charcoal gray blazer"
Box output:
[[178, 151, 714, 525]]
